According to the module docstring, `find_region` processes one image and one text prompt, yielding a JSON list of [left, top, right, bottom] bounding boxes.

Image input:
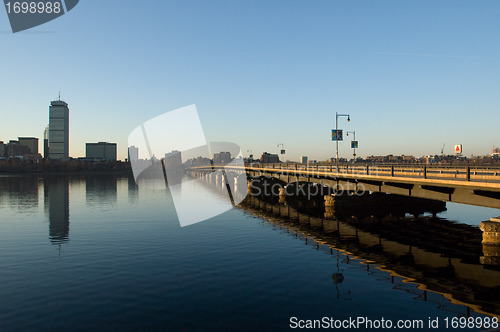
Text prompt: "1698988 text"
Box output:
[[5, 1, 62, 14]]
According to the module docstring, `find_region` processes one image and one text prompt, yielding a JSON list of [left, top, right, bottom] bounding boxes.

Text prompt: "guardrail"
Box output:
[[243, 163, 500, 182]]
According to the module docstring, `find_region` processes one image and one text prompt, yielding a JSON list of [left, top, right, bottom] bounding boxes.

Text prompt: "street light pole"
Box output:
[[346, 131, 356, 164], [335, 112, 350, 170], [335, 113, 338, 169], [277, 143, 284, 162]]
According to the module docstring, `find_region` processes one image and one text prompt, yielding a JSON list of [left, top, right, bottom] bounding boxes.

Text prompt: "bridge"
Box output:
[[192, 163, 500, 209]]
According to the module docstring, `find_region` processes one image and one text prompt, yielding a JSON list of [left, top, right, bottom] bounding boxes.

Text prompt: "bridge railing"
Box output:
[[248, 163, 500, 182]]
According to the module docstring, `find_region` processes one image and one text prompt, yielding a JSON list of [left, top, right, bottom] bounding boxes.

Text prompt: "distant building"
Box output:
[[48, 99, 69, 160], [300, 156, 308, 164], [6, 140, 30, 157], [260, 152, 280, 163], [401, 155, 415, 162], [164, 150, 182, 169], [214, 152, 231, 165], [43, 125, 50, 159], [185, 156, 212, 167], [0, 141, 5, 157], [493, 147, 500, 157], [18, 137, 38, 155], [128, 146, 139, 161], [366, 155, 414, 163], [86, 142, 117, 161]]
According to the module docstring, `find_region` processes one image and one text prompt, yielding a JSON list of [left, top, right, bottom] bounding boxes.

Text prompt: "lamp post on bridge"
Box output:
[[335, 112, 350, 169], [277, 143, 285, 163], [346, 131, 357, 164]]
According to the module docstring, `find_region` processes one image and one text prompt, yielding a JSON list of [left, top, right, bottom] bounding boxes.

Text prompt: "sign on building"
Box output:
[[332, 129, 343, 141], [454, 144, 462, 155]]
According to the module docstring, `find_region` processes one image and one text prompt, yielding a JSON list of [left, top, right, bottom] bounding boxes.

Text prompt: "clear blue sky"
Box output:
[[1, 0, 499, 161]]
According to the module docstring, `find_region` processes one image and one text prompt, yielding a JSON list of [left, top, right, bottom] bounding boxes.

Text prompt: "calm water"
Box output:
[[0, 174, 499, 331]]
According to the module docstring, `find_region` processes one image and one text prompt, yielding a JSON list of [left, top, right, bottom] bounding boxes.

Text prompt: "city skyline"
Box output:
[[1, 95, 499, 162], [1, 1, 499, 161]]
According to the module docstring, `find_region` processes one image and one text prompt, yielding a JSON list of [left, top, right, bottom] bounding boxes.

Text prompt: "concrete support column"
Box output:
[[480, 217, 500, 265], [247, 180, 254, 195], [279, 187, 286, 204]]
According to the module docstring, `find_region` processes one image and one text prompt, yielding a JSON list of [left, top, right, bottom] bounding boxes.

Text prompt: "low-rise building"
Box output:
[[214, 152, 231, 165], [0, 141, 5, 157], [86, 142, 117, 161], [165, 150, 182, 169], [18, 137, 39, 155], [260, 152, 280, 163], [6, 140, 31, 157]]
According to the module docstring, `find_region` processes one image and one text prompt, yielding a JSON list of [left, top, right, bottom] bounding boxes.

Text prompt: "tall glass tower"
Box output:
[[48, 99, 69, 160]]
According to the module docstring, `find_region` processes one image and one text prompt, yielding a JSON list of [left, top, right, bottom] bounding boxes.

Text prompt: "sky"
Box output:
[[1, 0, 499, 161]]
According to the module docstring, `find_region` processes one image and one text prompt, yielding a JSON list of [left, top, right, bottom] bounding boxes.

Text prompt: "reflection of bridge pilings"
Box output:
[[240, 194, 500, 317], [480, 217, 500, 266]]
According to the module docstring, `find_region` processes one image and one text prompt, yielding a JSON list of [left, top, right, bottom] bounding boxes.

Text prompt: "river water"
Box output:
[[0, 173, 499, 331]]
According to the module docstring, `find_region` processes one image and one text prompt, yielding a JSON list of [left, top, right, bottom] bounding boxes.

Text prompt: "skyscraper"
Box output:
[[48, 99, 69, 160]]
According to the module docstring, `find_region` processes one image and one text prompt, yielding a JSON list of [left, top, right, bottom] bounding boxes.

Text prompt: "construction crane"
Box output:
[[441, 144, 445, 156]]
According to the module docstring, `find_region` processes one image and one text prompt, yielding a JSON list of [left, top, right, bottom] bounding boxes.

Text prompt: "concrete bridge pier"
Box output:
[[279, 187, 286, 204], [480, 217, 500, 266]]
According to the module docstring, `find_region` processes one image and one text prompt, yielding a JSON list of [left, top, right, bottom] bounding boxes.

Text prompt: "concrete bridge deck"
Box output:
[[191, 164, 500, 209]]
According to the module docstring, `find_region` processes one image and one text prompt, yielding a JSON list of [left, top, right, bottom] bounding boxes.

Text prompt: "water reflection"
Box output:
[[85, 174, 117, 208], [128, 174, 138, 204], [0, 175, 39, 212], [240, 195, 500, 318], [44, 176, 69, 245]]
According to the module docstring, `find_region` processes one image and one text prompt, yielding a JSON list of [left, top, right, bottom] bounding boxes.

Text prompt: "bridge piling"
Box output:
[[480, 217, 500, 265]]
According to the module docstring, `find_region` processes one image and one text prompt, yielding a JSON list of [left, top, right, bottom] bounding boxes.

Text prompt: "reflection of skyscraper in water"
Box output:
[[44, 176, 70, 245], [128, 174, 138, 204], [86, 175, 117, 207]]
